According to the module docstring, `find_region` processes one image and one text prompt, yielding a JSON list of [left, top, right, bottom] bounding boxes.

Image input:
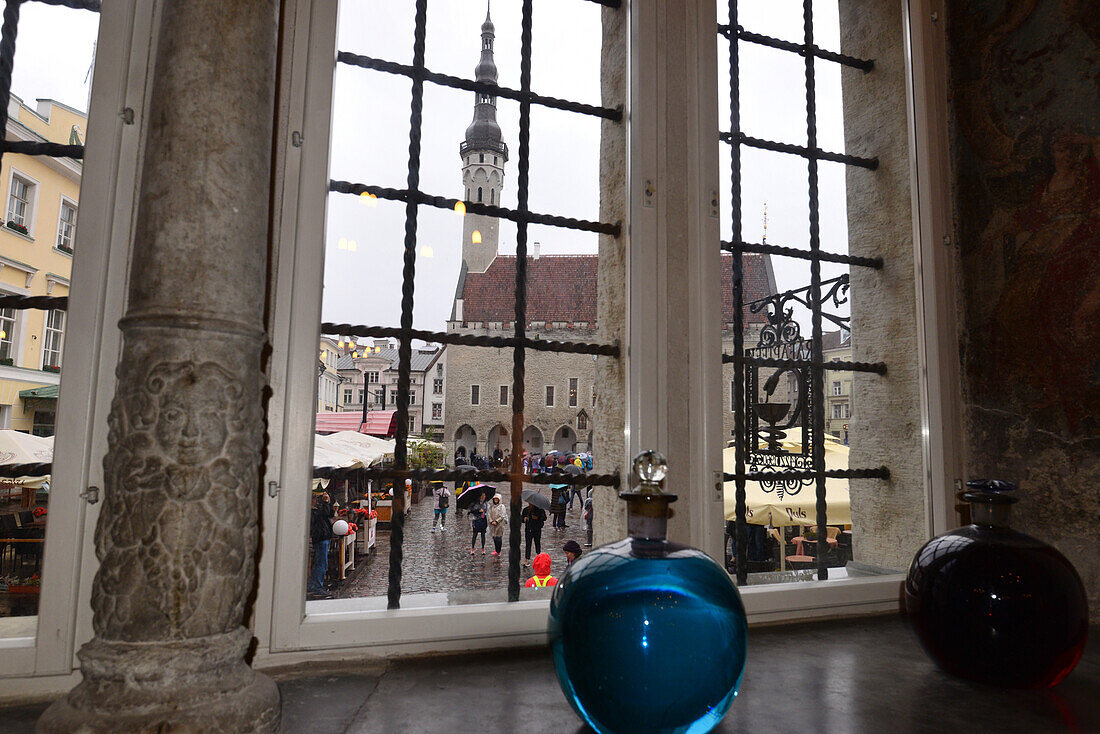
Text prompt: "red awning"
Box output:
[[361, 410, 397, 438], [314, 410, 397, 438], [315, 413, 364, 435]]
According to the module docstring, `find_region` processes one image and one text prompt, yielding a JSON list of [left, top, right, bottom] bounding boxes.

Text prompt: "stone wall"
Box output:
[[443, 329, 599, 459], [839, 0, 928, 571], [946, 1, 1100, 620]]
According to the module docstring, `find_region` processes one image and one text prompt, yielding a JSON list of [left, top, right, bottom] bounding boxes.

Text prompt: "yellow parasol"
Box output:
[[722, 432, 850, 528]]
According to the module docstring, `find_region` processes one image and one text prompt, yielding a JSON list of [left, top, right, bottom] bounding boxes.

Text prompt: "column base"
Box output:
[[37, 628, 280, 734]]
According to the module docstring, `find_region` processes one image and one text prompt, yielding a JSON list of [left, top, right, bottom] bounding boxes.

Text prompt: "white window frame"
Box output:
[[5, 169, 39, 235], [0, 0, 160, 685], [366, 370, 378, 383], [42, 309, 65, 369], [56, 196, 78, 252], [431, 402, 442, 420], [256, 0, 962, 663]]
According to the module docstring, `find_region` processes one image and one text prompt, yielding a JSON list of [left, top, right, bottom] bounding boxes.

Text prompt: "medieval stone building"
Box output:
[[442, 8, 777, 462]]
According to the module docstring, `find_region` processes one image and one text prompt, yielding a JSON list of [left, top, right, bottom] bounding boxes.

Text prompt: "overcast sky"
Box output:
[[10, 1, 852, 338], [324, 0, 853, 336]]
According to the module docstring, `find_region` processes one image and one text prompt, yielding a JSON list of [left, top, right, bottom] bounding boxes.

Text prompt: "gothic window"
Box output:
[[490, 189, 495, 205], [477, 187, 483, 202], [577, 411, 588, 431]]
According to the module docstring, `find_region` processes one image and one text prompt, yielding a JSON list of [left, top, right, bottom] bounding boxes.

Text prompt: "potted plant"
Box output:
[[6, 220, 29, 235], [9, 574, 41, 594], [42, 364, 60, 373]]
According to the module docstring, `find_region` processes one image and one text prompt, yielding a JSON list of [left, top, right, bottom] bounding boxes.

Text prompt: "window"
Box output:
[[479, 153, 484, 162], [436, 364, 443, 376], [432, 403, 442, 420], [57, 199, 77, 252], [0, 308, 15, 362], [409, 416, 416, 431], [568, 377, 578, 407], [343, 388, 353, 404], [490, 189, 495, 205], [832, 381, 842, 396], [545, 385, 554, 407], [477, 186, 483, 202], [31, 410, 55, 438], [433, 378, 443, 394], [408, 390, 416, 405], [471, 384, 480, 406], [577, 411, 588, 431], [357, 389, 364, 403], [390, 389, 398, 405], [831, 402, 850, 420], [499, 385, 508, 405], [730, 380, 736, 412], [43, 310, 64, 368], [366, 370, 378, 383], [6, 175, 34, 232]]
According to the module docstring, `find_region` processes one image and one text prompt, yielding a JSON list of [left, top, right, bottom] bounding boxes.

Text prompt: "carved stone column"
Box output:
[[39, 1, 280, 731]]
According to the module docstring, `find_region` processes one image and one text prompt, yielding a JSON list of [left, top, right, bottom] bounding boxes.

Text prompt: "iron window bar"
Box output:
[[718, 24, 875, 73], [336, 52, 622, 122], [329, 180, 620, 236], [720, 131, 878, 170], [322, 323, 619, 358], [326, 0, 622, 608], [0, 0, 99, 481], [722, 240, 883, 270], [723, 0, 887, 584]]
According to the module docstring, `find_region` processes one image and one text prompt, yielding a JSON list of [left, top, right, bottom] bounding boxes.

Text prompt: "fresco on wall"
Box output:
[[951, 0, 1100, 437]]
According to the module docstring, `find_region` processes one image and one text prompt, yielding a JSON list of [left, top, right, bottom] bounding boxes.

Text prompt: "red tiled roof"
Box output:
[[459, 253, 772, 325]]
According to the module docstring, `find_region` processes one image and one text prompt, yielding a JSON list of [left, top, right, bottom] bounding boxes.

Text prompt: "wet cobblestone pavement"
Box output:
[[334, 486, 588, 600]]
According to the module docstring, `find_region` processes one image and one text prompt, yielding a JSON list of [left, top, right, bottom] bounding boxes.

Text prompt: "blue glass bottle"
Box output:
[[549, 451, 747, 734]]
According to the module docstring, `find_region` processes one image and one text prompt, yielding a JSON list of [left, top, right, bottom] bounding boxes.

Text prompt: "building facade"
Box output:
[[336, 338, 444, 437], [443, 13, 776, 461], [823, 330, 853, 444], [317, 335, 341, 412], [0, 95, 83, 435]]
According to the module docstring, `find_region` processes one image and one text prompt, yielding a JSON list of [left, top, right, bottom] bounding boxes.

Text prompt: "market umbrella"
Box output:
[[0, 429, 54, 490], [722, 433, 851, 528], [561, 463, 584, 476], [521, 488, 551, 511], [456, 484, 496, 509]]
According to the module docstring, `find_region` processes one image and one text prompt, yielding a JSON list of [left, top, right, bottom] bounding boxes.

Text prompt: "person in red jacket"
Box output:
[[524, 552, 558, 588]]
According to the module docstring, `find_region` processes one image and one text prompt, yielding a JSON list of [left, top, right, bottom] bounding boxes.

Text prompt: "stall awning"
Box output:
[[314, 412, 364, 435], [314, 410, 397, 438], [362, 410, 397, 438], [18, 384, 59, 400]]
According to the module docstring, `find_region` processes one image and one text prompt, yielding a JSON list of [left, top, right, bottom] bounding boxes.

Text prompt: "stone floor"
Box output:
[[335, 486, 586, 599], [3, 615, 1097, 733]]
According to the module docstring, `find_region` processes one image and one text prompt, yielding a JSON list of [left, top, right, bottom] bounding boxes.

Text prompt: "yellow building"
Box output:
[[0, 95, 83, 435]]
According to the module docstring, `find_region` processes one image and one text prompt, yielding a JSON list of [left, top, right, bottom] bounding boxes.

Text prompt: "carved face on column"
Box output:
[[153, 373, 230, 465]]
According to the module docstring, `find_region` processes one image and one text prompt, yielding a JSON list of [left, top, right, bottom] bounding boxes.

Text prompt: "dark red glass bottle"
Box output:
[[904, 480, 1088, 688]]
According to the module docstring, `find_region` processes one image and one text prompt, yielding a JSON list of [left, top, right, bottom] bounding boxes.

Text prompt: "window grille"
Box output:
[[319, 0, 623, 607], [720, 1, 889, 583], [0, 0, 99, 479]]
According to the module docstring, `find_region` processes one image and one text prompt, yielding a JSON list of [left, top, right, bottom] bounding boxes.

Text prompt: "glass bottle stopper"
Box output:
[[963, 479, 1017, 526], [621, 450, 678, 542]]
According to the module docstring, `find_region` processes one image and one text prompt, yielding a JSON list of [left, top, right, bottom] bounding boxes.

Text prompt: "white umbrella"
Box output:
[[0, 429, 53, 490]]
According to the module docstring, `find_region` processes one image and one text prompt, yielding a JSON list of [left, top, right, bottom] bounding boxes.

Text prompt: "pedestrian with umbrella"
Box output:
[[520, 494, 548, 566], [562, 463, 584, 510], [465, 488, 491, 555], [549, 479, 569, 530]]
